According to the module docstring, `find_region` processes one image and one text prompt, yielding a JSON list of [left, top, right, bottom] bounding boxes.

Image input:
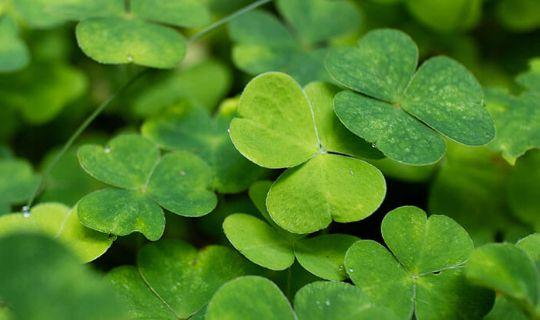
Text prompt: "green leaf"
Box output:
[[12, 0, 67, 28], [327, 29, 494, 165], [517, 58, 540, 93], [466, 242, 540, 318], [345, 206, 493, 320], [0, 158, 40, 214], [496, 0, 540, 31], [46, 0, 125, 20], [275, 0, 360, 46], [0, 233, 126, 320], [267, 153, 386, 234], [405, 0, 482, 33], [508, 151, 540, 230], [294, 281, 399, 320], [78, 134, 217, 240], [485, 89, 540, 164], [230, 73, 385, 234], [76, 17, 186, 69], [131, 0, 211, 28], [230, 72, 319, 169], [517, 233, 540, 267], [107, 240, 250, 319], [142, 103, 266, 193], [0, 16, 29, 73], [205, 276, 295, 320], [0, 203, 113, 262]]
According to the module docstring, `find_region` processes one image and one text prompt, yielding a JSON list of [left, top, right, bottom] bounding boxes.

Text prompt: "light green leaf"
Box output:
[[230, 72, 319, 168], [78, 134, 216, 240], [345, 206, 493, 320], [466, 243, 540, 319], [45, 0, 124, 20], [131, 0, 210, 28], [0, 203, 113, 262], [295, 234, 359, 281], [248, 180, 274, 224], [508, 151, 540, 230], [517, 233, 540, 267], [108, 240, 251, 319], [517, 58, 540, 92], [406, 0, 482, 33], [0, 158, 39, 214], [294, 281, 399, 320], [76, 17, 186, 69], [205, 276, 295, 320], [276, 0, 360, 46], [267, 153, 385, 234], [12, 0, 67, 28], [142, 104, 266, 193], [328, 29, 494, 165], [496, 0, 540, 31], [0, 16, 29, 72], [223, 213, 295, 271], [0, 234, 126, 320]]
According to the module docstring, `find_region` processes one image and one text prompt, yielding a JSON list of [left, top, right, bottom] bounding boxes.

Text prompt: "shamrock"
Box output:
[[0, 203, 113, 262], [107, 239, 251, 319], [0, 157, 39, 214], [205, 276, 398, 320], [229, 0, 360, 85], [142, 101, 267, 194], [326, 29, 495, 165], [224, 180, 359, 280], [344, 206, 494, 320], [229, 72, 386, 234], [77, 134, 217, 240], [466, 233, 540, 320], [49, 0, 211, 68]]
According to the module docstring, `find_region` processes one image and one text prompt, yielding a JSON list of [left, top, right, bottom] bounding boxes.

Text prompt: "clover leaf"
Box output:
[[326, 29, 495, 165], [344, 206, 494, 320], [0, 233, 126, 320], [229, 73, 385, 234], [0, 16, 29, 72], [107, 239, 250, 319], [0, 158, 39, 214], [224, 180, 359, 280], [51, 0, 210, 68], [496, 0, 540, 32], [466, 234, 540, 320], [206, 276, 398, 320], [77, 134, 217, 240], [508, 151, 540, 231], [229, 0, 360, 85], [405, 0, 482, 33], [0, 203, 113, 262], [142, 102, 267, 194]]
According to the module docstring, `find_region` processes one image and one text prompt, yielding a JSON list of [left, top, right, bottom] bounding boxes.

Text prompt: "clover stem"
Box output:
[[24, 0, 274, 210]]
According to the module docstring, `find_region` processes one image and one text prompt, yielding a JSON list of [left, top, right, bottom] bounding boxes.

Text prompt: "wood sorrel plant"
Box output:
[[0, 0, 539, 320]]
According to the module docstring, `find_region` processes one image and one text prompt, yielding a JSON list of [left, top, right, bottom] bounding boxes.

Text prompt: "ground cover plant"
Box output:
[[0, 0, 540, 319]]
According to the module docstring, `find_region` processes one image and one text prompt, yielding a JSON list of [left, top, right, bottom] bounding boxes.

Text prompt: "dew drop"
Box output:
[[227, 128, 230, 133], [348, 268, 354, 273], [180, 171, 186, 176], [349, 169, 354, 176], [22, 206, 31, 218], [325, 299, 330, 306], [127, 55, 133, 62], [371, 143, 376, 148], [104, 146, 111, 153]]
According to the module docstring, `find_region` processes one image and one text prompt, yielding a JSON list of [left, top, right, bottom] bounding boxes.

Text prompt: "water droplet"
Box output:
[[325, 299, 330, 306], [348, 268, 354, 273], [104, 146, 111, 153], [180, 171, 186, 176], [227, 128, 230, 133], [127, 55, 133, 62], [371, 143, 376, 148], [22, 206, 31, 218], [349, 169, 354, 176]]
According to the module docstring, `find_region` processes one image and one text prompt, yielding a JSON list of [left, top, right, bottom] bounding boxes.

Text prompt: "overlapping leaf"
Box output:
[[327, 29, 494, 165], [508, 151, 540, 232], [345, 206, 494, 320], [0, 203, 113, 262], [229, 0, 360, 85], [229, 73, 385, 234], [77, 134, 217, 240], [0, 16, 29, 72], [0, 158, 39, 214], [224, 180, 358, 280], [142, 102, 266, 194], [107, 239, 250, 319]]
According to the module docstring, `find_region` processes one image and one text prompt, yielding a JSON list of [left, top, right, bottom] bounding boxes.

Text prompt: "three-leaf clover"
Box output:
[[344, 206, 494, 320], [229, 72, 386, 234], [326, 29, 495, 165], [205, 276, 398, 320], [0, 203, 113, 262], [107, 239, 251, 319], [50, 0, 211, 68], [224, 180, 359, 280], [0, 157, 39, 214], [142, 102, 267, 194], [466, 234, 540, 320], [228, 0, 361, 85], [77, 134, 217, 240]]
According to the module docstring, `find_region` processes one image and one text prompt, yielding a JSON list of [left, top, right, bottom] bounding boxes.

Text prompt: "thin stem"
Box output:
[[25, 70, 149, 208], [188, 0, 272, 43]]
